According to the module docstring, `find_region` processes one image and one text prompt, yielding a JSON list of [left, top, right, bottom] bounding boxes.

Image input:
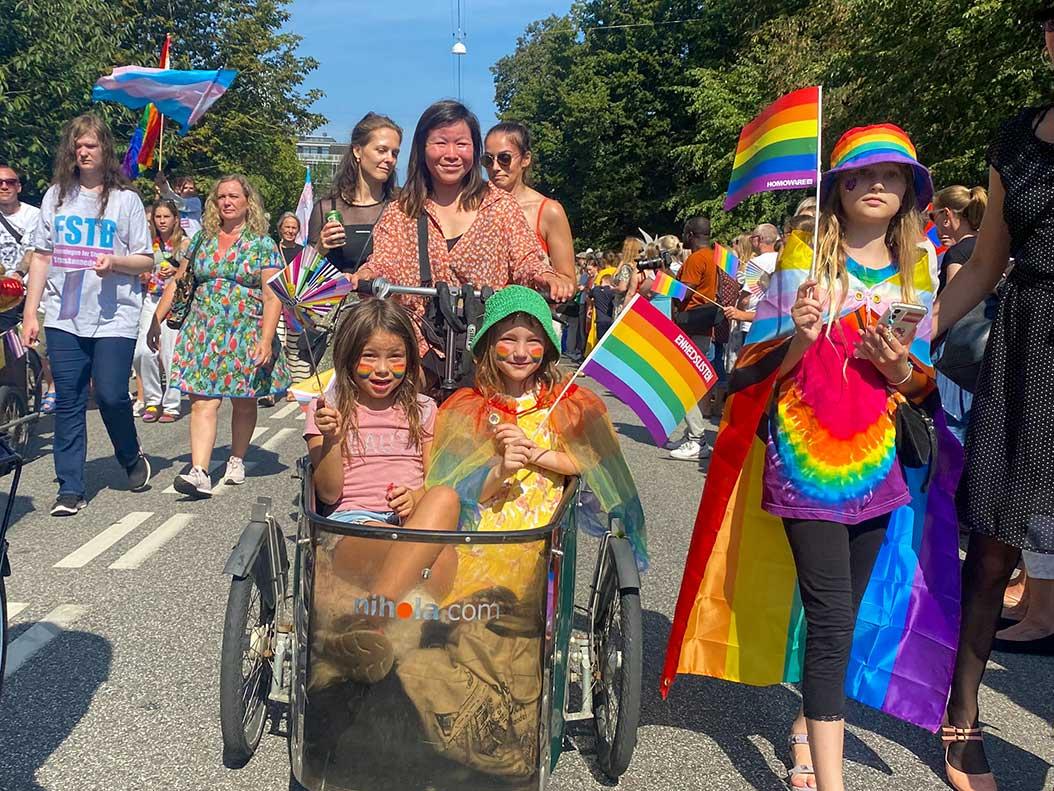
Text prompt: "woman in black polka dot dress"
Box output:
[[932, 8, 1054, 790]]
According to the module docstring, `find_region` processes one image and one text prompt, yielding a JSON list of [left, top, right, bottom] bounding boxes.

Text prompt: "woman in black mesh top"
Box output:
[[308, 112, 402, 273]]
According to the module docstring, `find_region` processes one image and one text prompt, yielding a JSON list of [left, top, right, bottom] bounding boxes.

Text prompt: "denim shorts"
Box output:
[[322, 510, 401, 550], [329, 509, 401, 526]]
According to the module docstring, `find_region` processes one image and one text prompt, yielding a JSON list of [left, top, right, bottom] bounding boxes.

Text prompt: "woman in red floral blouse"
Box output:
[[356, 100, 575, 356]]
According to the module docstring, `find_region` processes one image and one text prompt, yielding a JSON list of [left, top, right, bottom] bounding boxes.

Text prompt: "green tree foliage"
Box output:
[[0, 0, 122, 200], [0, 0, 323, 221], [494, 0, 1050, 247]]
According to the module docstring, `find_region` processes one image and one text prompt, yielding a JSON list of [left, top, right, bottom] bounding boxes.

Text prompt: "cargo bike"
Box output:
[[218, 280, 644, 790]]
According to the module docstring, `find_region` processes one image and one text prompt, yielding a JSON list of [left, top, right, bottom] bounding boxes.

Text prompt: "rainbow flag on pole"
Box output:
[[650, 270, 689, 301], [122, 35, 171, 179], [580, 295, 717, 445], [724, 86, 822, 211], [714, 243, 740, 277]]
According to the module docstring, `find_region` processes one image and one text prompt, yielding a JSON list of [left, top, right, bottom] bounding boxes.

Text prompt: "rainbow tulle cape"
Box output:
[[425, 384, 648, 570], [661, 232, 961, 731]]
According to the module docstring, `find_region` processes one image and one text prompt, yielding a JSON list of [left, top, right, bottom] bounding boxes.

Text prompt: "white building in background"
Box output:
[[296, 134, 346, 194], [295, 134, 346, 168]]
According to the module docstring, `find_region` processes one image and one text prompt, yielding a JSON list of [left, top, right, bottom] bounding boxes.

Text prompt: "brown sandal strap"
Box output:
[[941, 725, 983, 743]]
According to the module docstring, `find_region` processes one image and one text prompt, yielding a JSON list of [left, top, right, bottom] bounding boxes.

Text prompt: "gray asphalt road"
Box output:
[[1, 387, 1051, 791]]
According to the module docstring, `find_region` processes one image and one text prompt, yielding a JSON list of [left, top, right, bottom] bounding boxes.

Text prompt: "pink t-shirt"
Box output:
[[304, 394, 437, 513]]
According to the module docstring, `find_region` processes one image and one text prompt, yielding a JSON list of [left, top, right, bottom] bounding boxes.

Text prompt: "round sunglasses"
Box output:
[[482, 151, 516, 169]]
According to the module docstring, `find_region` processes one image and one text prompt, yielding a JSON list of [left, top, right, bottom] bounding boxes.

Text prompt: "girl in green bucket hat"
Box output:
[[425, 284, 648, 593]]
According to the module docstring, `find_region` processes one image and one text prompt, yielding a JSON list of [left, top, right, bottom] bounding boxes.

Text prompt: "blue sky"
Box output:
[[285, 0, 572, 146]]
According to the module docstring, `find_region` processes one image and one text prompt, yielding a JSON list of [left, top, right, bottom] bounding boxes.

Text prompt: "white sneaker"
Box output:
[[224, 456, 246, 485], [669, 440, 712, 461], [174, 465, 213, 498]]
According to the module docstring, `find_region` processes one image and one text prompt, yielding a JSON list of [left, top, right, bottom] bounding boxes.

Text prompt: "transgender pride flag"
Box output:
[[93, 67, 238, 134]]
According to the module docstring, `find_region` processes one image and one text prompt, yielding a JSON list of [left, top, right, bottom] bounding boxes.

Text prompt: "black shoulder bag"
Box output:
[[166, 234, 205, 330]]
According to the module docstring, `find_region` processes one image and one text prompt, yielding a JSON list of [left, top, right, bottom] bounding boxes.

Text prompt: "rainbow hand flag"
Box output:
[[725, 86, 821, 211], [581, 295, 717, 445], [122, 35, 170, 179], [650, 270, 689, 301], [714, 243, 740, 276]]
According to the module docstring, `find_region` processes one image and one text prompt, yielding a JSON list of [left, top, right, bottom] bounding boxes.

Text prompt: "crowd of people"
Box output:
[[0, 7, 1051, 790]]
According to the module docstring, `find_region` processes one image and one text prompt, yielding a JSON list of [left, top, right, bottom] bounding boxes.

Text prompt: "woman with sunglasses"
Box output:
[[483, 122, 576, 286], [932, 6, 1054, 789], [355, 101, 575, 365]]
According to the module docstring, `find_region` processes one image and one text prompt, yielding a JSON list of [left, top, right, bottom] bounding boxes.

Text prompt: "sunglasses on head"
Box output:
[[927, 207, 960, 223], [482, 151, 515, 169]]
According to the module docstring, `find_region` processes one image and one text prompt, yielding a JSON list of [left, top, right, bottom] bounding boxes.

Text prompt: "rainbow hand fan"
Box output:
[[267, 244, 353, 331], [738, 259, 769, 298]]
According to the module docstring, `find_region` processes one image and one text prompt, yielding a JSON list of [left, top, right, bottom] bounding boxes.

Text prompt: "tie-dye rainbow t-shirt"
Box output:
[[760, 254, 933, 524]]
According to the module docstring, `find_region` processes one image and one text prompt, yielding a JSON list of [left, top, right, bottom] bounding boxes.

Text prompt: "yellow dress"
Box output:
[[442, 392, 564, 608]]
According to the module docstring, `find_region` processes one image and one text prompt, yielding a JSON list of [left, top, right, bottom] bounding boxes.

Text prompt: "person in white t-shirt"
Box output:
[[748, 222, 780, 275], [22, 113, 154, 516], [0, 163, 40, 280]]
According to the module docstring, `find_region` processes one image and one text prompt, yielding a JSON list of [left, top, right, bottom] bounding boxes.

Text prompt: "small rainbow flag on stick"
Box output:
[[714, 243, 740, 277], [548, 295, 717, 446], [725, 86, 822, 211], [650, 271, 689, 301]]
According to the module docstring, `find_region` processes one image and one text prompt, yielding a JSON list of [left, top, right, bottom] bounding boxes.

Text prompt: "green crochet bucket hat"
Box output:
[[470, 285, 560, 355]]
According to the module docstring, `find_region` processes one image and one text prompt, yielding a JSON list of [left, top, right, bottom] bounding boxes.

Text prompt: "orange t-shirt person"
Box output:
[[676, 232, 717, 312]]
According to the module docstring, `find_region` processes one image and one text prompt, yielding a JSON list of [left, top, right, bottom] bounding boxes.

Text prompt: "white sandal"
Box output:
[[787, 732, 816, 789]]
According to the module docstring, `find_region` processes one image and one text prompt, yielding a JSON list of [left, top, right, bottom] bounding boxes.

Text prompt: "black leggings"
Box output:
[[783, 515, 891, 721]]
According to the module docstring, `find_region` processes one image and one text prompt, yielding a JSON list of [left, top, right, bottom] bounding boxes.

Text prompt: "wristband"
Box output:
[[888, 362, 914, 387]]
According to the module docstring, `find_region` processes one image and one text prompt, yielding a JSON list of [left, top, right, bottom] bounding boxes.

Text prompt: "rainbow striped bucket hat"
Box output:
[[819, 123, 933, 211]]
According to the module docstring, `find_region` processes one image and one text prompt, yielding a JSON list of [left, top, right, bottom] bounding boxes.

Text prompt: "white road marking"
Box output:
[[4, 604, 87, 678], [109, 514, 196, 570], [296, 410, 305, 421], [251, 426, 269, 442], [53, 512, 154, 569], [260, 428, 297, 452], [271, 401, 300, 420], [7, 602, 28, 619]]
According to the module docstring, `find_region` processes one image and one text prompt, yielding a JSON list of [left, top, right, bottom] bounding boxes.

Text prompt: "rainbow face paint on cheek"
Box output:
[[495, 341, 516, 361], [527, 343, 544, 363], [390, 361, 406, 380], [356, 362, 373, 379]]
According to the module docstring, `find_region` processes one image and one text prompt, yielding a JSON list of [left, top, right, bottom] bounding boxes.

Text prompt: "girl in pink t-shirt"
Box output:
[[305, 300, 460, 618]]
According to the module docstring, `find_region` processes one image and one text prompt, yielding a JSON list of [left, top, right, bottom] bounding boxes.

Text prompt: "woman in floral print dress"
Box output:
[[153, 174, 290, 498]]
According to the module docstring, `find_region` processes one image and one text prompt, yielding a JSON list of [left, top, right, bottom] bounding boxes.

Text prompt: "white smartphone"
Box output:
[[878, 302, 928, 341]]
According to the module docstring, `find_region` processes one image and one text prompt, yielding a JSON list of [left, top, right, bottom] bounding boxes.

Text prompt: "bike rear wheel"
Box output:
[[591, 539, 642, 780], [219, 569, 275, 767], [0, 575, 7, 700]]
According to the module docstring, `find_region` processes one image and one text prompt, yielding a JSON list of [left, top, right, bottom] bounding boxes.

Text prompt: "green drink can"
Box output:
[[325, 210, 342, 225]]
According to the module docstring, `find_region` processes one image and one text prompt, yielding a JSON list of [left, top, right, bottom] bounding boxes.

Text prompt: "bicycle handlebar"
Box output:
[[356, 278, 483, 300], [357, 277, 574, 309]]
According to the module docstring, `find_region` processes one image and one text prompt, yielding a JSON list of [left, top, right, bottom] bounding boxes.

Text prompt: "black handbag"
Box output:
[[166, 235, 205, 330], [934, 295, 996, 392], [895, 395, 938, 491]]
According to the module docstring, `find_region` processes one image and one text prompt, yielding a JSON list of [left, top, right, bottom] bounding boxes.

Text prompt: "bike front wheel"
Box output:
[[219, 570, 275, 768]]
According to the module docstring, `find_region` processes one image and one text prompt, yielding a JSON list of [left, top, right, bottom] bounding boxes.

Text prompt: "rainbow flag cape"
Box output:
[[661, 232, 961, 732], [580, 294, 717, 446], [122, 35, 171, 178], [650, 270, 689, 301], [714, 243, 740, 276], [93, 65, 237, 134], [725, 86, 821, 211]]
